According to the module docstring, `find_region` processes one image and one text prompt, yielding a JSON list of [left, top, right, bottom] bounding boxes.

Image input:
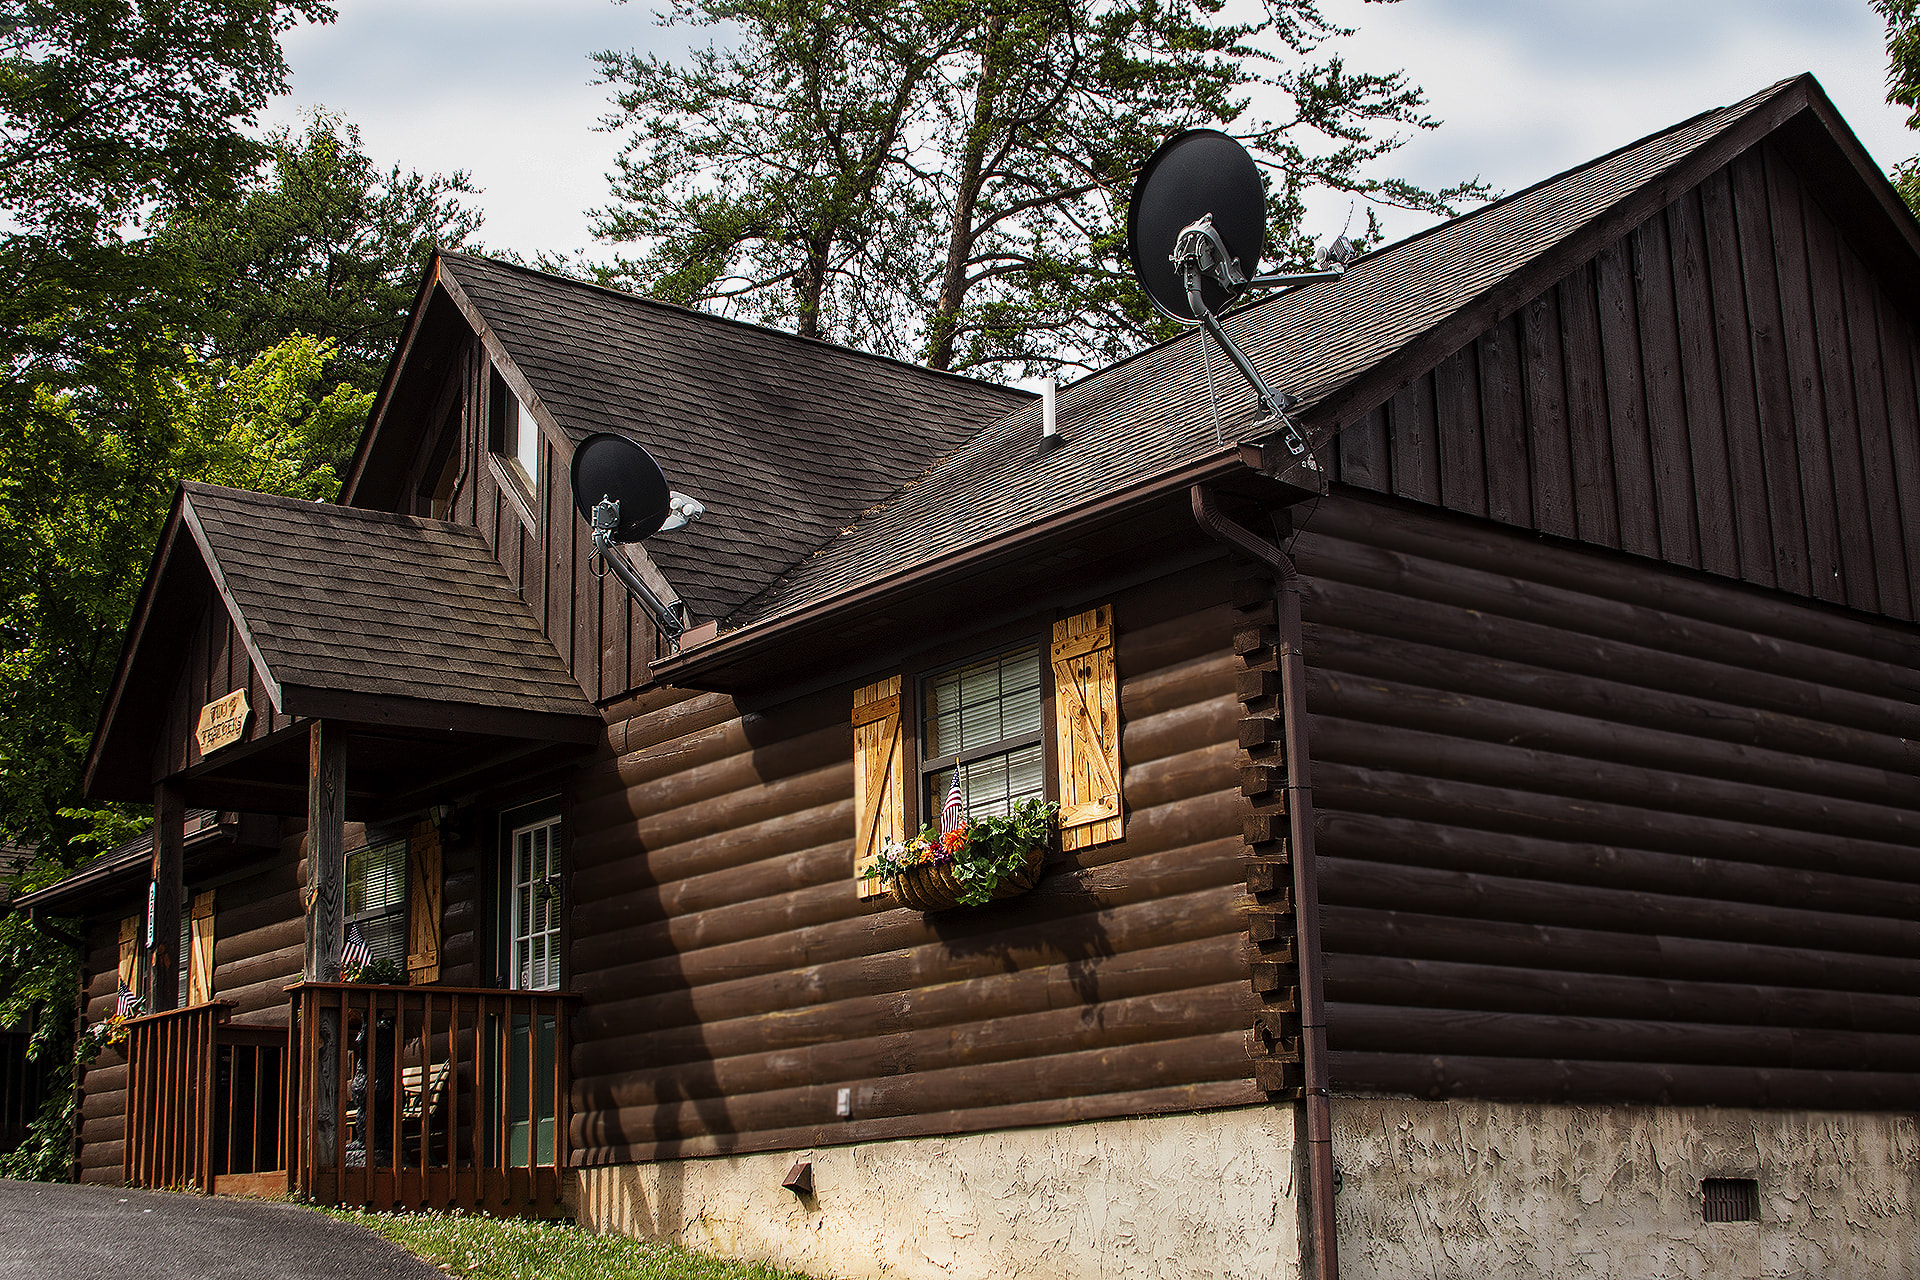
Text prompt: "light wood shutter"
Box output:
[[117, 916, 139, 997], [187, 891, 216, 1006], [1052, 604, 1122, 850], [852, 676, 905, 900], [406, 819, 443, 984]]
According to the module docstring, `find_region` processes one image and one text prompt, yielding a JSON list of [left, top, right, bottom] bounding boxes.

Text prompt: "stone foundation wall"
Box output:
[[1333, 1100, 1919, 1280], [573, 1101, 1915, 1278], [573, 1106, 1305, 1280]]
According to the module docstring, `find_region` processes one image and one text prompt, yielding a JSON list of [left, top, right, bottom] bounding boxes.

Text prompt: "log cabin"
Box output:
[[16, 73, 1919, 1278]]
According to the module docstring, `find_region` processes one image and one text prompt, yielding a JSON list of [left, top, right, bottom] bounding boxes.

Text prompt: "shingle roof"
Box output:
[[734, 76, 1807, 629], [184, 483, 595, 719], [435, 254, 1031, 622]]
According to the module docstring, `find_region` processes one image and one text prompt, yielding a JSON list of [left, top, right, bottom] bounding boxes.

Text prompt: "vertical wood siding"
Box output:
[[1296, 494, 1920, 1107], [456, 338, 653, 703], [150, 595, 299, 786], [564, 562, 1262, 1164], [1332, 143, 1920, 624]]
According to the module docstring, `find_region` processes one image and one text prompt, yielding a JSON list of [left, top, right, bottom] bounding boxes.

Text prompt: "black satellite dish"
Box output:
[[1127, 129, 1267, 322], [1124, 127, 1354, 480], [570, 432, 672, 542], [568, 432, 704, 640]]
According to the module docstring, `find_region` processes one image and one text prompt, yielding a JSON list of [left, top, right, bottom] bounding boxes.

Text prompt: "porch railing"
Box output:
[[124, 1003, 225, 1190], [288, 983, 575, 1215]]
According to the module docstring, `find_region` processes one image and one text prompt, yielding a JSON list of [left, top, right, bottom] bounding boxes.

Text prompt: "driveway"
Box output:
[[0, 1179, 442, 1280]]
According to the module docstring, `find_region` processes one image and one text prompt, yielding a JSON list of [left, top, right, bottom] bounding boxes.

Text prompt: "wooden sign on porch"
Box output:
[[194, 690, 250, 755]]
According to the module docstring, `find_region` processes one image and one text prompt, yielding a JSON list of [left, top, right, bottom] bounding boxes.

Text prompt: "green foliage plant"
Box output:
[[156, 111, 484, 392], [343, 957, 407, 985], [862, 796, 1057, 906], [1876, 0, 1920, 213]]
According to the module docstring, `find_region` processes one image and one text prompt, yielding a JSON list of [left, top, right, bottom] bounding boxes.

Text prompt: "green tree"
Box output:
[[1874, 0, 1920, 212], [594, 0, 1484, 377], [0, 335, 368, 1179], [158, 112, 485, 391], [593, 0, 952, 355]]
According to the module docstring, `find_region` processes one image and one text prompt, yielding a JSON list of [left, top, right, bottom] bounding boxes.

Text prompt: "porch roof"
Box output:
[[84, 483, 603, 805]]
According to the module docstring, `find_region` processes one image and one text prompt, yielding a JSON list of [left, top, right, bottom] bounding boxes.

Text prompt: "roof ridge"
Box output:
[[438, 251, 1036, 403], [183, 481, 485, 538]]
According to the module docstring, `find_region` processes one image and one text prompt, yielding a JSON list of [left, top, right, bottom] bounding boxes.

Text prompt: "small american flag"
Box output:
[[341, 921, 373, 972], [940, 768, 964, 835], [116, 981, 142, 1019]]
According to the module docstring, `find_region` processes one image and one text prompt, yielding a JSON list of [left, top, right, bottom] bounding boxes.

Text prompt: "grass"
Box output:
[[322, 1208, 820, 1280]]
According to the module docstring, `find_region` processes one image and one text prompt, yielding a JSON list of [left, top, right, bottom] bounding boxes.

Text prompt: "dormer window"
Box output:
[[490, 369, 541, 491]]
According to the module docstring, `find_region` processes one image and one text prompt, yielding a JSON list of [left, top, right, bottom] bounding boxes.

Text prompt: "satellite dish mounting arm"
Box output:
[[1171, 215, 1337, 460], [591, 496, 687, 640]]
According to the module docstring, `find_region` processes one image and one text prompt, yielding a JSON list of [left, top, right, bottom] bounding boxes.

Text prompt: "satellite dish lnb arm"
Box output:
[[1176, 252, 1313, 460], [591, 497, 687, 640]]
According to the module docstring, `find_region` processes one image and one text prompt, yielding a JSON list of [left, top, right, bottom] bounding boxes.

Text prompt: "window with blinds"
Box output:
[[921, 645, 1045, 822], [509, 817, 562, 991], [345, 838, 409, 970]]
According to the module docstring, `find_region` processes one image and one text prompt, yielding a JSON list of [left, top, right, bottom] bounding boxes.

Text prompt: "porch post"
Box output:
[[148, 783, 185, 1011], [304, 719, 348, 1179], [304, 719, 347, 981]]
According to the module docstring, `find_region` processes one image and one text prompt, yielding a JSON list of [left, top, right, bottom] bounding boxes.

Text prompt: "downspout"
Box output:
[[1190, 483, 1337, 1280]]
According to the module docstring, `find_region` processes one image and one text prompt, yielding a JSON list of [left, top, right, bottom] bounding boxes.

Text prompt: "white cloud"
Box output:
[[1300, 0, 1913, 245]]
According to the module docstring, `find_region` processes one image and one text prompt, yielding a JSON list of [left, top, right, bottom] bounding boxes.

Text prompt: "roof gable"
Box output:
[[359, 253, 1030, 623], [85, 483, 601, 801], [1329, 135, 1920, 621]]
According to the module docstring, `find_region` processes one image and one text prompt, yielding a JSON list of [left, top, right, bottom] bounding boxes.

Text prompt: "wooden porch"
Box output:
[[122, 984, 573, 1214]]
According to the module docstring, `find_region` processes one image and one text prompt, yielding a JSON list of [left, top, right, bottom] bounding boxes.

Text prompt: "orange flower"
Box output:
[[940, 823, 970, 854]]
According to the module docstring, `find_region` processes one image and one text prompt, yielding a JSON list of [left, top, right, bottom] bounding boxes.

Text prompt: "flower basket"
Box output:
[[863, 796, 1057, 911], [886, 844, 1047, 912]]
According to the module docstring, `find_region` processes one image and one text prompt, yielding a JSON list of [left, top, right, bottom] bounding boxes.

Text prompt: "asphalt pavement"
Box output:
[[0, 1179, 443, 1280]]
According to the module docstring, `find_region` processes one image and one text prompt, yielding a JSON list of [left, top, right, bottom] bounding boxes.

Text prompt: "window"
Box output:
[[506, 815, 562, 991], [489, 370, 541, 489], [920, 645, 1045, 821], [852, 604, 1122, 898], [345, 838, 409, 970]]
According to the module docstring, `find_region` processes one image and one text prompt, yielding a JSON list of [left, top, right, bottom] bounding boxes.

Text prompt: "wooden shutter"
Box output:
[[852, 676, 905, 900], [1052, 604, 1122, 850], [187, 891, 216, 1006], [406, 820, 443, 984], [117, 916, 139, 996]]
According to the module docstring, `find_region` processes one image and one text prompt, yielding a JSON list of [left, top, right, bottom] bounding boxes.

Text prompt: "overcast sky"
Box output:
[[258, 0, 1916, 263]]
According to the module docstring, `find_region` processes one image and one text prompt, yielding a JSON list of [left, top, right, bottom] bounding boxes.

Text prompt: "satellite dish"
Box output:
[[570, 432, 671, 543], [1127, 129, 1267, 322], [1124, 127, 1353, 481], [568, 432, 705, 641]]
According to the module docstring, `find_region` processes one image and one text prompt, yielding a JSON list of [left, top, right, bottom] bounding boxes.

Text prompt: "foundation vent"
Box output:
[[1702, 1177, 1759, 1223]]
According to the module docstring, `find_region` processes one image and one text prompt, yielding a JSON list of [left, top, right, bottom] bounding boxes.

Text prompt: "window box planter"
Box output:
[[886, 845, 1048, 912], [863, 798, 1057, 912]]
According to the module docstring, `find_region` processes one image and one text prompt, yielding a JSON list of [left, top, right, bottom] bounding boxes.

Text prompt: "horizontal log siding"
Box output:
[[212, 833, 304, 1026], [1331, 142, 1920, 625], [76, 921, 128, 1182], [566, 564, 1260, 1164], [1296, 493, 1920, 1108]]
